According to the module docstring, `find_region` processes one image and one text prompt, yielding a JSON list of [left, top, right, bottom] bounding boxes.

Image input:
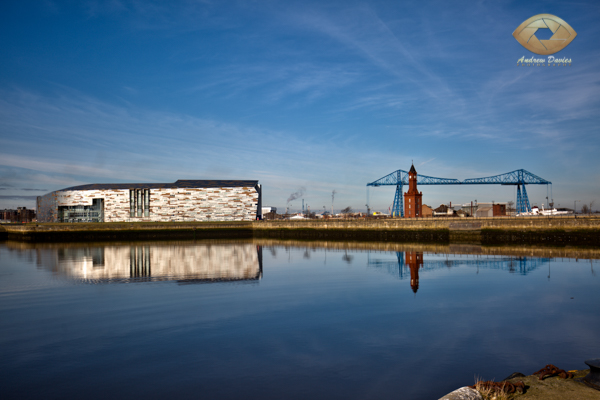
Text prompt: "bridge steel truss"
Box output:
[[366, 169, 551, 217], [367, 252, 550, 278]]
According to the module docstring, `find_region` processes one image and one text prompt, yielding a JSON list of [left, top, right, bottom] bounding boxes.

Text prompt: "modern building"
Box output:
[[37, 180, 261, 223], [404, 164, 422, 218]]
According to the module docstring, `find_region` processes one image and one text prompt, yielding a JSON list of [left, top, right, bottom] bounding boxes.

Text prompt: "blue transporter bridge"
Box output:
[[367, 168, 551, 217]]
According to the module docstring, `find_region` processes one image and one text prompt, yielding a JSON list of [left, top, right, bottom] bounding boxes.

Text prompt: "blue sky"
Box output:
[[1, 0, 599, 213]]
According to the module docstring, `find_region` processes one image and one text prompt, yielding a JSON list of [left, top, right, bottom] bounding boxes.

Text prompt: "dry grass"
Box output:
[[473, 377, 513, 400]]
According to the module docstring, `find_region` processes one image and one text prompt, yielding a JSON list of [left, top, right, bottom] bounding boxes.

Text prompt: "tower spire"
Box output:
[[404, 163, 421, 217]]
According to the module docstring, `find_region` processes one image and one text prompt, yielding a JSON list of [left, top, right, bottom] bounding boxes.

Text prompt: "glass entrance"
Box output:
[[58, 198, 104, 222]]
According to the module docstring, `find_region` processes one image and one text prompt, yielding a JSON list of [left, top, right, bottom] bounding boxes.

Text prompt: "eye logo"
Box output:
[[513, 14, 577, 55]]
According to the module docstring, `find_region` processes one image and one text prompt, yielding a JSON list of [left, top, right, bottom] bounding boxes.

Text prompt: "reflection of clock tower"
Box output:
[[404, 164, 422, 218], [406, 251, 423, 293]]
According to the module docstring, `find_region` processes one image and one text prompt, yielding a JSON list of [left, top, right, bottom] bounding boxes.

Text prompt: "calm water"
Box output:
[[1, 240, 599, 400]]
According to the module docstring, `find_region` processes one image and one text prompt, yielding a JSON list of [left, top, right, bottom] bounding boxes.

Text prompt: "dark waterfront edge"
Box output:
[[481, 228, 600, 247], [2, 218, 600, 245], [253, 227, 448, 243], [1, 226, 253, 242], [253, 227, 600, 246]]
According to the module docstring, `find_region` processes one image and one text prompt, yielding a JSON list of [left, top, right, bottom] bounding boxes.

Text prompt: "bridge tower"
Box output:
[[403, 164, 422, 218]]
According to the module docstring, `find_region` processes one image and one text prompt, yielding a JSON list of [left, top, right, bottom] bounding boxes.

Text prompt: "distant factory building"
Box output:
[[37, 180, 262, 223], [474, 203, 507, 218], [261, 206, 277, 214], [261, 206, 278, 220]]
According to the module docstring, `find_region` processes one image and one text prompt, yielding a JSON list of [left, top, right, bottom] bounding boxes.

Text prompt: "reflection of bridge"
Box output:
[[367, 252, 550, 292], [367, 169, 552, 216]]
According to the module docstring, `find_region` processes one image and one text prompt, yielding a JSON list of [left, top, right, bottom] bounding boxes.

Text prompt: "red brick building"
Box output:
[[0, 207, 36, 223], [404, 164, 422, 218], [493, 203, 506, 216], [421, 204, 433, 217]]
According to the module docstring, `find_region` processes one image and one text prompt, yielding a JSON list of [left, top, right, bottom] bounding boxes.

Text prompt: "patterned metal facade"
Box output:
[[37, 180, 261, 222]]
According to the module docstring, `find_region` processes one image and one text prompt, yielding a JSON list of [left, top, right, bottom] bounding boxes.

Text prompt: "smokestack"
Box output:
[[331, 190, 336, 215]]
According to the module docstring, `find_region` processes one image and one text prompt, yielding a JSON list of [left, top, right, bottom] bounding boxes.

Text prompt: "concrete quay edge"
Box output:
[[2, 216, 600, 245]]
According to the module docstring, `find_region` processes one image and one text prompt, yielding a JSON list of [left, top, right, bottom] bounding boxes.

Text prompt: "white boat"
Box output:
[[518, 205, 571, 216]]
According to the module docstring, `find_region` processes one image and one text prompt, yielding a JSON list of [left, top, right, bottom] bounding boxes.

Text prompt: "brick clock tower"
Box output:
[[406, 251, 423, 293], [404, 163, 422, 218]]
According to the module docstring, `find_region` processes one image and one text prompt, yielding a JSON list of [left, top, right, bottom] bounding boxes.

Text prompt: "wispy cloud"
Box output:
[[2, 1, 599, 209], [0, 88, 408, 209], [185, 63, 360, 105], [0, 195, 39, 200], [286, 4, 464, 104]]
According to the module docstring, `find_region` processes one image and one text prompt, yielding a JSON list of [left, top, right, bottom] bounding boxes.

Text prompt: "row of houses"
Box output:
[[1, 207, 36, 223]]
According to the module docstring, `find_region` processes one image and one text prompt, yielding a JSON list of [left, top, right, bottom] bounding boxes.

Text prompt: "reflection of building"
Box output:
[[36, 243, 262, 283], [37, 180, 261, 223], [404, 164, 422, 218], [405, 251, 423, 293]]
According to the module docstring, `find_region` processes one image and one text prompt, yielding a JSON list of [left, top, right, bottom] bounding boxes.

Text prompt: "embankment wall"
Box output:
[[2, 216, 600, 245]]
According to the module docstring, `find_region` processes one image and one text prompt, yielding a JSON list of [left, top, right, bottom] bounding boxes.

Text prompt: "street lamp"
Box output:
[[574, 200, 580, 214]]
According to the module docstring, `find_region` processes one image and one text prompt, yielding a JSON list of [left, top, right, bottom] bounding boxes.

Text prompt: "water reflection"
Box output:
[[367, 251, 552, 292], [1, 239, 599, 400], [256, 239, 600, 260], [31, 242, 263, 283]]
